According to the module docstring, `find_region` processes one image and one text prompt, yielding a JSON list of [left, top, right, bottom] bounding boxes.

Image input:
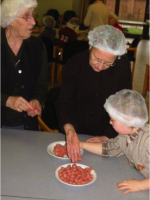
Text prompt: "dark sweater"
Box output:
[[1, 29, 48, 130], [55, 50, 132, 138]]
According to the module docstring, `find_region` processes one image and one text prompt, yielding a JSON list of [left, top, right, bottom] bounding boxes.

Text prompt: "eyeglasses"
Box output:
[[90, 58, 115, 68], [17, 12, 35, 22]]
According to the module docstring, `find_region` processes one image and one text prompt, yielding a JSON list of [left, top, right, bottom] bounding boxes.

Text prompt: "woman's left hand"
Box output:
[[116, 179, 142, 194], [27, 99, 41, 117]]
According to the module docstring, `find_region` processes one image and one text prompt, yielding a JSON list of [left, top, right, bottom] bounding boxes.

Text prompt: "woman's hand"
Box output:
[[86, 136, 109, 143], [64, 124, 81, 163], [6, 96, 34, 112], [116, 179, 143, 194], [27, 99, 41, 117]]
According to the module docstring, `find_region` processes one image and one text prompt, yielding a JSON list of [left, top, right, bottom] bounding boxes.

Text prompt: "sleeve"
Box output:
[[84, 6, 92, 27], [31, 44, 48, 104], [55, 56, 79, 133], [1, 94, 9, 107], [116, 55, 132, 91], [102, 136, 124, 157]]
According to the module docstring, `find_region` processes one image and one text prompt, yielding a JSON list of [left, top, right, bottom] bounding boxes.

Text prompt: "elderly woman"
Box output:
[[55, 25, 132, 162], [108, 13, 124, 33], [39, 15, 56, 44], [58, 17, 79, 48], [1, 0, 48, 130]]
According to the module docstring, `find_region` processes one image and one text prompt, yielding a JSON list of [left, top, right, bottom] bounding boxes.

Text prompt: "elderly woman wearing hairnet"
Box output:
[[108, 13, 124, 33], [1, 0, 48, 130], [58, 17, 80, 48], [80, 89, 149, 194], [39, 15, 56, 44], [56, 25, 132, 162]]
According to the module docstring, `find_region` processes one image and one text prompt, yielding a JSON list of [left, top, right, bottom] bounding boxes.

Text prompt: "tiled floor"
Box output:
[[127, 38, 149, 121]]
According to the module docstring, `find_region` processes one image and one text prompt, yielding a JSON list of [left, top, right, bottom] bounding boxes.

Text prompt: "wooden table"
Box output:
[[1, 129, 149, 200]]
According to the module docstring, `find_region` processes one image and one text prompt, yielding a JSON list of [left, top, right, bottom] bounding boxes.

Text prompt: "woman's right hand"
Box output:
[[6, 96, 34, 112], [64, 124, 81, 163]]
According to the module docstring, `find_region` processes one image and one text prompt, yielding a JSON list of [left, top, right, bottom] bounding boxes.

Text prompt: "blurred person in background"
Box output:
[[108, 13, 124, 34], [84, 0, 108, 31], [1, 0, 48, 130], [39, 15, 56, 44]]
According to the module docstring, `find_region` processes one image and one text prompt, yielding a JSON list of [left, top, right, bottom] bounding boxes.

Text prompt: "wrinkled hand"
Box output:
[[66, 129, 81, 163], [116, 179, 142, 194], [86, 136, 109, 143], [27, 99, 41, 117], [6, 96, 34, 112]]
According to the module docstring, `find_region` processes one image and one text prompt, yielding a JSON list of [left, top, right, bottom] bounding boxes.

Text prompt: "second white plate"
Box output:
[[47, 141, 84, 160]]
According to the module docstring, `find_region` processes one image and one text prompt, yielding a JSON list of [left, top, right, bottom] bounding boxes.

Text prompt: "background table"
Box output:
[[1, 129, 149, 200]]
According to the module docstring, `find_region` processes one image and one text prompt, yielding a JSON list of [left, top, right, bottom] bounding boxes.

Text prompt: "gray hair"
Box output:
[[67, 17, 79, 29], [43, 15, 56, 28], [0, 0, 37, 28], [88, 25, 126, 56]]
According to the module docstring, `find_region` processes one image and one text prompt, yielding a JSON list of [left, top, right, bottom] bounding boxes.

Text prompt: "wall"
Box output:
[[36, 0, 81, 23]]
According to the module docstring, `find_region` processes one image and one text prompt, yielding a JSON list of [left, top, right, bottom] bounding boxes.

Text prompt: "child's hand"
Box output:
[[116, 179, 142, 194]]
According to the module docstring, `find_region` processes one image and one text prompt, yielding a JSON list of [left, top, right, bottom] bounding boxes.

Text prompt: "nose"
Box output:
[[97, 62, 104, 70], [30, 17, 36, 25]]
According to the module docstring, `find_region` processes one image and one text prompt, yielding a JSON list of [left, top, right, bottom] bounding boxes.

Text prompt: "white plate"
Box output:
[[47, 141, 84, 160], [55, 163, 97, 186]]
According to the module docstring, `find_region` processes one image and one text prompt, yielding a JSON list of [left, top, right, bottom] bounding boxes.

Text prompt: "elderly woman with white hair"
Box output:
[[55, 25, 132, 162], [1, 0, 48, 130], [39, 15, 56, 44]]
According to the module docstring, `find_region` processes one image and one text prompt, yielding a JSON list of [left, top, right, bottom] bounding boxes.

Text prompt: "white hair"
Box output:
[[0, 0, 38, 28]]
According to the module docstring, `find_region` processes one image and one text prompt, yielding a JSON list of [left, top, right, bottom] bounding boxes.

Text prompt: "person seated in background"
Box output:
[[39, 15, 56, 44], [80, 89, 149, 194], [58, 17, 79, 48], [108, 13, 124, 33], [1, 0, 48, 130], [34, 12, 42, 28], [55, 25, 132, 163]]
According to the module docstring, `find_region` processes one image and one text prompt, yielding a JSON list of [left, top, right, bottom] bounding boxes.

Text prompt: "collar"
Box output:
[[126, 128, 142, 146]]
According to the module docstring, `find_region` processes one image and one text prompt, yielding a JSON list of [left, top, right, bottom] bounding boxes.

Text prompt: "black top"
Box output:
[[56, 50, 132, 138], [1, 29, 48, 130]]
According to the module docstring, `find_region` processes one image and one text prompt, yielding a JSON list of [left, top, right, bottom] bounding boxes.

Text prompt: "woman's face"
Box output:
[[10, 7, 35, 39], [89, 47, 116, 72], [108, 17, 117, 26]]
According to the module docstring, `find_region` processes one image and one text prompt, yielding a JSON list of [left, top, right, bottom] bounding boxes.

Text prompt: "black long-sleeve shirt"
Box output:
[[56, 50, 132, 138], [1, 29, 48, 130]]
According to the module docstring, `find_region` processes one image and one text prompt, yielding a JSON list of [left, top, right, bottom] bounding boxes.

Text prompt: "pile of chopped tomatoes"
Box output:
[[58, 164, 93, 185], [53, 143, 67, 157]]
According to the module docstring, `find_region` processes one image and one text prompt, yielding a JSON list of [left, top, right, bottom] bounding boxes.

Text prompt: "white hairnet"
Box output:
[[67, 17, 79, 29], [104, 89, 148, 127], [43, 15, 56, 28], [1, 0, 37, 28], [88, 25, 126, 55]]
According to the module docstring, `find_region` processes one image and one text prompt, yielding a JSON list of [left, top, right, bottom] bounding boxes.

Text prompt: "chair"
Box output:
[[38, 116, 59, 132], [39, 36, 58, 85], [142, 63, 149, 97], [126, 37, 141, 79], [46, 9, 60, 28], [41, 86, 60, 131], [62, 10, 77, 26], [57, 40, 89, 84]]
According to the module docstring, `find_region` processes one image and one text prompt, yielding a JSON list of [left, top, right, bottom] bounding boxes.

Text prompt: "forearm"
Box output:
[[80, 142, 102, 155], [64, 123, 75, 135], [140, 178, 150, 191]]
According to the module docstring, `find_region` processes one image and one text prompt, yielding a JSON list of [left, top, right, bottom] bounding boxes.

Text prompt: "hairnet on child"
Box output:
[[104, 89, 148, 127], [43, 15, 56, 28], [88, 25, 126, 55], [67, 17, 79, 29], [1, 0, 37, 28], [108, 13, 119, 22]]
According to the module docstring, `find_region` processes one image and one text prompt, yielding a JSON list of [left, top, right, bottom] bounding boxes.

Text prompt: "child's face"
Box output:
[[109, 115, 132, 135]]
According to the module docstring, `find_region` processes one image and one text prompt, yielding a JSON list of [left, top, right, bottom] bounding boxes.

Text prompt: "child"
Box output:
[[108, 13, 124, 34], [80, 89, 149, 194]]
